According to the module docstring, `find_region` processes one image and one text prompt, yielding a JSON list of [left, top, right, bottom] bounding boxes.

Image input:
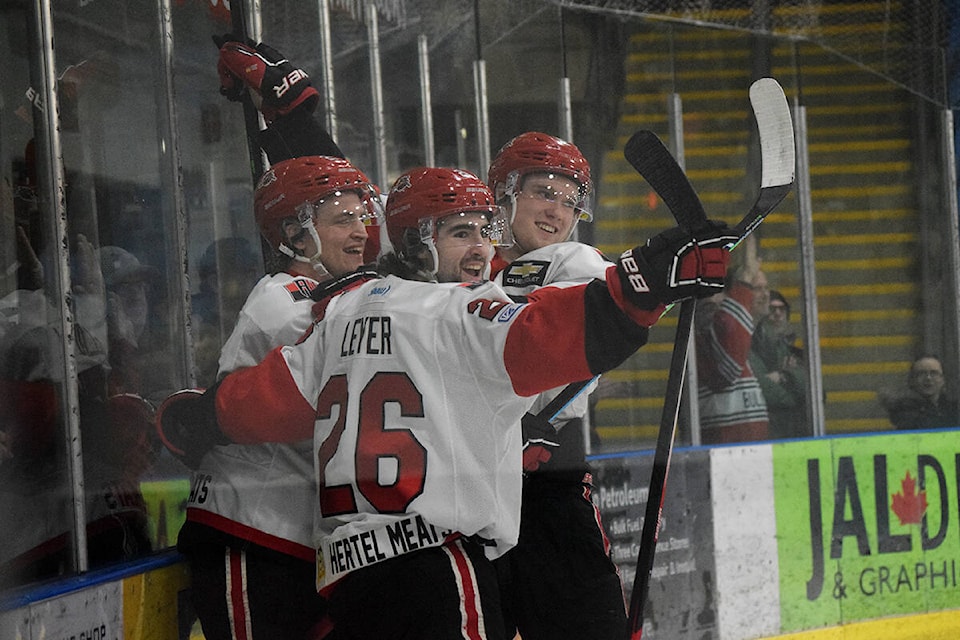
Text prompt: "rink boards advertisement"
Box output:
[[591, 449, 718, 640], [590, 430, 960, 639], [774, 430, 960, 632]]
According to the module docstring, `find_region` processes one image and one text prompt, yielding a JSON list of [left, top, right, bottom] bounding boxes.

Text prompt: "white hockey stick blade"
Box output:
[[730, 78, 796, 246]]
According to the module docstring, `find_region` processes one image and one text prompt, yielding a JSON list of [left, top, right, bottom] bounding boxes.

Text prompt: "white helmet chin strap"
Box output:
[[419, 218, 440, 281], [501, 172, 531, 257], [504, 171, 521, 227], [292, 203, 330, 278], [482, 244, 494, 281]]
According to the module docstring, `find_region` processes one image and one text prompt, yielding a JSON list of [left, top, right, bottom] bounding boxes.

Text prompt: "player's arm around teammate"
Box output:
[[159, 165, 733, 639]]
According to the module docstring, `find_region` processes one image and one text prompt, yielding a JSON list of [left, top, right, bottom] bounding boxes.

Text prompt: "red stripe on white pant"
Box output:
[[443, 539, 488, 639], [225, 548, 253, 640]]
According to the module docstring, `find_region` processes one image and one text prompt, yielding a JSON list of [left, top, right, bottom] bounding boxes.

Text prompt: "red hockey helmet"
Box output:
[[488, 131, 592, 195], [384, 167, 509, 253], [254, 156, 380, 254]]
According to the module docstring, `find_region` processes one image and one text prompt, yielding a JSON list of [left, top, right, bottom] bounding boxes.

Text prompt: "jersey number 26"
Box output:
[[315, 372, 427, 516]]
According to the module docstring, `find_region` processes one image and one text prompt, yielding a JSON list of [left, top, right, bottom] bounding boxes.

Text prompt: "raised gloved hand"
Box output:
[[520, 412, 560, 473], [155, 386, 227, 469], [214, 34, 319, 123], [609, 219, 736, 319]]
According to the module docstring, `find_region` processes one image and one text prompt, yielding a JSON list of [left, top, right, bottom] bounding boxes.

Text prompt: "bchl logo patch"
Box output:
[[285, 278, 317, 301], [503, 260, 549, 288]]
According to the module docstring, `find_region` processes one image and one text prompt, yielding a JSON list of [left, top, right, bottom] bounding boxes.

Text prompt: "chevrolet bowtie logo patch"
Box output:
[[508, 262, 545, 277], [503, 260, 549, 288]]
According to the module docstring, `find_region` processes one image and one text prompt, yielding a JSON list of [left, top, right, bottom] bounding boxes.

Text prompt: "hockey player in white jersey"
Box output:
[[158, 165, 735, 639], [171, 154, 382, 640], [168, 34, 383, 640], [487, 131, 626, 640]]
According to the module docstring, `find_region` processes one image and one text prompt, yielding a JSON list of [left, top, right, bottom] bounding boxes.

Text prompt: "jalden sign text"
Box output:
[[774, 432, 960, 630]]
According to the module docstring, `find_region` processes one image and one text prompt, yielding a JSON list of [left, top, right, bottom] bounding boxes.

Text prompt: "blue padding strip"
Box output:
[[0, 549, 185, 612]]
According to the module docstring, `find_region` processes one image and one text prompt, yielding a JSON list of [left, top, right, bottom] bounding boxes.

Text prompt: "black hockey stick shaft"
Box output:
[[230, 0, 265, 184], [626, 298, 695, 640], [622, 78, 794, 640], [534, 377, 596, 423], [623, 131, 704, 640]]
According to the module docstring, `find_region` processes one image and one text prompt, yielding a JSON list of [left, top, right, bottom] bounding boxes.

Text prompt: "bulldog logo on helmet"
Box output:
[[392, 174, 412, 192]]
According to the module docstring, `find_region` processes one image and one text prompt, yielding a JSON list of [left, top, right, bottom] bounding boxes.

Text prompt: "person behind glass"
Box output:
[[696, 258, 770, 444], [170, 40, 377, 640], [0, 239, 156, 587], [486, 131, 627, 640], [191, 237, 262, 386], [879, 355, 960, 430], [156, 165, 734, 639], [749, 289, 807, 439]]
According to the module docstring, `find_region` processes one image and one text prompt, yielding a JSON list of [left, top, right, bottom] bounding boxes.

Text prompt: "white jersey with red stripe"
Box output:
[[213, 274, 641, 589], [187, 271, 320, 559], [494, 242, 613, 422]]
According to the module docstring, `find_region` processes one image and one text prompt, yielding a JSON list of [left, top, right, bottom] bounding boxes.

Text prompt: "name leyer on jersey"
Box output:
[[340, 315, 392, 356], [317, 513, 455, 586]]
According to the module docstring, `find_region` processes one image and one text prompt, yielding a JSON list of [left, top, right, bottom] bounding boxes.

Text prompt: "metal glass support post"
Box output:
[[558, 8, 573, 143], [559, 79, 573, 143], [247, 0, 263, 41], [794, 102, 826, 437], [417, 34, 436, 167], [158, 0, 196, 387], [941, 109, 960, 401], [317, 0, 338, 140], [472, 0, 490, 175], [666, 92, 703, 447], [473, 60, 491, 176], [366, 3, 388, 187], [36, 0, 88, 572]]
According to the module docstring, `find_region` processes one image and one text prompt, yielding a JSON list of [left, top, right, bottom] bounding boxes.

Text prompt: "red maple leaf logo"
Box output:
[[891, 471, 928, 525]]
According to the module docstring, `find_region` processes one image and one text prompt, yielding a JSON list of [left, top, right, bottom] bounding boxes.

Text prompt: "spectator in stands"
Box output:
[[749, 289, 807, 439], [696, 259, 770, 444], [879, 355, 960, 430]]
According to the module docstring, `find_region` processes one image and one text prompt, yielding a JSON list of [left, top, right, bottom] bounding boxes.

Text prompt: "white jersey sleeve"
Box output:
[[190, 272, 321, 556], [217, 273, 320, 376]]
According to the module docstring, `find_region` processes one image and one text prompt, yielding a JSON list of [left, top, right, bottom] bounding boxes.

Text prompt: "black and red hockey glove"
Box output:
[[214, 34, 319, 123], [520, 412, 561, 473], [155, 386, 228, 469], [607, 220, 735, 325]]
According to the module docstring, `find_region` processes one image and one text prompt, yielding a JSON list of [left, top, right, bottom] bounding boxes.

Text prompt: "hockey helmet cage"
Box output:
[[384, 167, 510, 254], [487, 131, 593, 221], [254, 155, 381, 255]]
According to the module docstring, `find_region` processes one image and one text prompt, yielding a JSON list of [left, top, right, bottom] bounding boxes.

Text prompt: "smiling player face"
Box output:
[[504, 172, 584, 258], [303, 191, 370, 277], [433, 211, 493, 283]]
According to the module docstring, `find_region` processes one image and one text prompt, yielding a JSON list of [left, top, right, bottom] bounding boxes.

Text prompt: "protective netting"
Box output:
[[324, 0, 952, 107], [551, 0, 950, 106]]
